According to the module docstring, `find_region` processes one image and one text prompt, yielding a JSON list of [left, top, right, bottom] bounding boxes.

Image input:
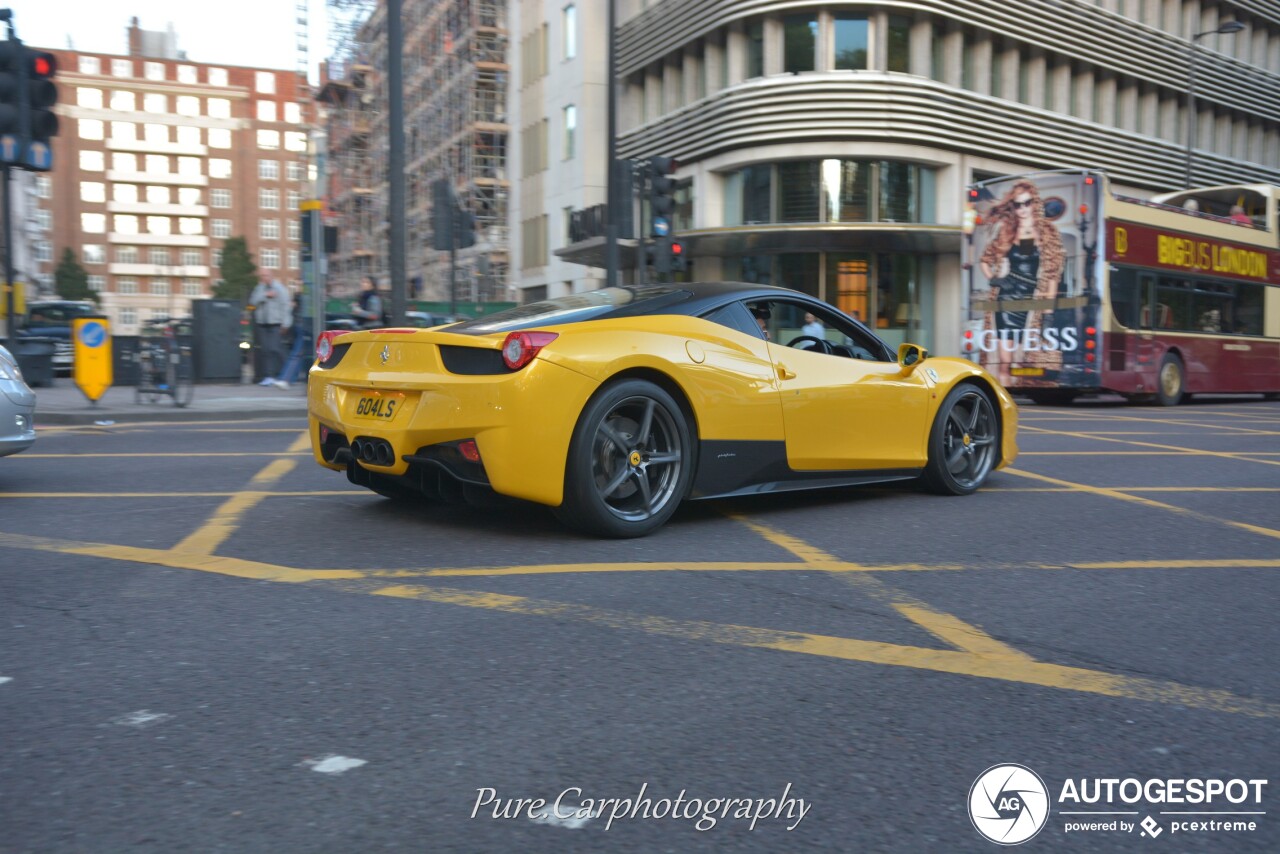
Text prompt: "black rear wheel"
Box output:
[[555, 379, 693, 538], [922, 384, 999, 495]]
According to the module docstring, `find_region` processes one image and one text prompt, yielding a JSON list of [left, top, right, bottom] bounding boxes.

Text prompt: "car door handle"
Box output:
[[776, 364, 796, 380]]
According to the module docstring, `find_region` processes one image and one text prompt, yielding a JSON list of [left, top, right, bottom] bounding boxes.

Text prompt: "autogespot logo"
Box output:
[[969, 764, 1050, 845]]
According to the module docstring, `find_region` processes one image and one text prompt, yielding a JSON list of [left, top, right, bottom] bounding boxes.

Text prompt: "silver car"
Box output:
[[0, 344, 36, 457]]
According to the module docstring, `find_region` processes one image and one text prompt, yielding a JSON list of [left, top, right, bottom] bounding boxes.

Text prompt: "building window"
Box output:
[[284, 102, 302, 123], [88, 275, 106, 292], [256, 101, 277, 122], [82, 244, 106, 264], [35, 208, 52, 230], [887, 15, 911, 73], [260, 248, 280, 268], [179, 218, 203, 236], [178, 187, 201, 206], [182, 278, 202, 296], [563, 5, 577, 60], [79, 56, 101, 75], [208, 68, 228, 87], [284, 131, 306, 152], [118, 278, 139, 295], [208, 128, 231, 148], [286, 190, 301, 210], [116, 246, 139, 263], [746, 19, 765, 79], [144, 93, 167, 113], [255, 71, 276, 94], [724, 159, 935, 226], [119, 308, 138, 326], [288, 249, 300, 269], [260, 219, 280, 240], [79, 151, 105, 171], [147, 216, 171, 235], [145, 154, 169, 174], [34, 175, 50, 197], [110, 90, 136, 111], [149, 247, 170, 265], [259, 159, 280, 180], [287, 219, 301, 241], [112, 58, 133, 77], [177, 156, 201, 176], [208, 98, 231, 119], [177, 65, 197, 84], [79, 119, 104, 140], [77, 87, 103, 108], [146, 185, 170, 204], [180, 249, 202, 266], [211, 219, 231, 238], [145, 123, 168, 144], [35, 240, 52, 262], [209, 158, 232, 179], [176, 95, 200, 117], [783, 14, 818, 73], [114, 215, 139, 235], [176, 126, 201, 146], [150, 278, 169, 295], [562, 104, 576, 160], [112, 152, 137, 172], [211, 188, 231, 208], [213, 249, 223, 267], [80, 181, 106, 203], [113, 184, 138, 203], [109, 121, 135, 142], [257, 130, 280, 149], [834, 14, 869, 70], [144, 61, 165, 81], [287, 161, 305, 181]]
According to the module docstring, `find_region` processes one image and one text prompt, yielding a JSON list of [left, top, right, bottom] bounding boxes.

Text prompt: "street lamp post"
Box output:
[[1185, 20, 1245, 189]]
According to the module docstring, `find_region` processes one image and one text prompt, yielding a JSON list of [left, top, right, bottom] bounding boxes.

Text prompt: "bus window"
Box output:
[[1110, 267, 1140, 328]]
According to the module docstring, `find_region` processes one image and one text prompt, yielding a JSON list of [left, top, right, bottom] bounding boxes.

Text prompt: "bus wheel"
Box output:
[[1156, 353, 1185, 406]]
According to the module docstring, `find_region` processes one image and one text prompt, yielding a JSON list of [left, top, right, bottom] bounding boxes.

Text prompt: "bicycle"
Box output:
[[134, 317, 195, 408]]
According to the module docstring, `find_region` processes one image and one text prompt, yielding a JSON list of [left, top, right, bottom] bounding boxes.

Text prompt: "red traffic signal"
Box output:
[[31, 52, 54, 78]]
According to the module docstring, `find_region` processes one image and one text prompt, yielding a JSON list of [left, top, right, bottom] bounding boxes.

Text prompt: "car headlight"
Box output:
[[0, 359, 20, 382]]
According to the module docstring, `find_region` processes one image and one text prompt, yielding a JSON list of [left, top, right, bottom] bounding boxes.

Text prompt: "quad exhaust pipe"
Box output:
[[350, 437, 395, 467]]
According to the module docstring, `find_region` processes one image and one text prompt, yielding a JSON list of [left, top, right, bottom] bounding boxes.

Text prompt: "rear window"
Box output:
[[26, 303, 95, 327], [451, 286, 687, 334]]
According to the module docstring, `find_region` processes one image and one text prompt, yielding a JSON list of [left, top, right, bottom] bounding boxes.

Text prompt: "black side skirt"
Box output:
[[690, 439, 921, 501]]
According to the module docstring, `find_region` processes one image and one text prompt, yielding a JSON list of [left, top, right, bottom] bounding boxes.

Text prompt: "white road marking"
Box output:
[[305, 755, 367, 774], [0, 677, 11, 684], [111, 710, 173, 728], [530, 802, 596, 829]]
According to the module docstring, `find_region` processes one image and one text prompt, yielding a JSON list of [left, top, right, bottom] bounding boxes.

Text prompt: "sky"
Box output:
[[5, 0, 338, 80]]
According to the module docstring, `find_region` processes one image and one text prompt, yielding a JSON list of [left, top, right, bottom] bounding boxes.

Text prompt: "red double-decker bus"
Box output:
[[962, 169, 1279, 405]]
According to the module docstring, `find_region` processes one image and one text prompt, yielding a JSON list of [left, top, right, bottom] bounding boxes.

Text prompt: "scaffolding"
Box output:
[[321, 0, 510, 305]]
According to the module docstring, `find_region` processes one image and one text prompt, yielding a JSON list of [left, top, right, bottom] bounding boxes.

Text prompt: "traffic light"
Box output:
[[432, 178, 455, 251], [646, 156, 676, 237], [0, 40, 58, 171], [25, 47, 58, 169], [669, 238, 687, 273], [455, 208, 476, 248]]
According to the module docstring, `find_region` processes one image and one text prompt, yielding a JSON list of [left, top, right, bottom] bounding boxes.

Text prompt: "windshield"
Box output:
[[26, 303, 94, 327], [451, 286, 685, 334]]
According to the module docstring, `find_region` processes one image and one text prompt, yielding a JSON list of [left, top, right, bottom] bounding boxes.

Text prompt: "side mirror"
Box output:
[[897, 343, 928, 374]]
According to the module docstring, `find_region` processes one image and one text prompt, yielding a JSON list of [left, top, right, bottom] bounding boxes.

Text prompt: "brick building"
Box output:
[[35, 18, 314, 333]]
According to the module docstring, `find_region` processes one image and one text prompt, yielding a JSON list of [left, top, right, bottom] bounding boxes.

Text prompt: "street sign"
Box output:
[[72, 316, 112, 403], [24, 139, 49, 171], [652, 216, 670, 237]]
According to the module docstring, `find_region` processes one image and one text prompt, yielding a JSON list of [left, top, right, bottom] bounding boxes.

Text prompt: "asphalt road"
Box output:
[[1, 399, 1277, 853]]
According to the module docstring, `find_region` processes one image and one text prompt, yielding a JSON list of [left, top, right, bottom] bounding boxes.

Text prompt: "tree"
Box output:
[[54, 248, 99, 304], [214, 236, 258, 303]]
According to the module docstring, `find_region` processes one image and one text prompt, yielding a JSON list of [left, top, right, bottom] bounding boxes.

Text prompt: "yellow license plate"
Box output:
[[1011, 367, 1045, 377], [352, 391, 405, 420]]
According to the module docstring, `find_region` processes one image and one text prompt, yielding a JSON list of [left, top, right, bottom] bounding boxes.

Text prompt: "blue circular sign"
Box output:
[[652, 217, 670, 237], [79, 321, 107, 348]]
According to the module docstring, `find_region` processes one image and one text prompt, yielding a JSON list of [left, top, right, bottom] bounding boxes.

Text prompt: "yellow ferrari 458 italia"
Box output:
[[308, 282, 1018, 537]]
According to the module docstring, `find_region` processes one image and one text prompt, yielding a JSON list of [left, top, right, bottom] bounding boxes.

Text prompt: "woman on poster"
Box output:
[[979, 180, 1066, 383]]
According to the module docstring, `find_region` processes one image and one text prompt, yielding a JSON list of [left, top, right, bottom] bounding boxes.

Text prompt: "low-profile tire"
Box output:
[[555, 379, 693, 538], [921, 383, 1000, 496], [1156, 352, 1185, 406]]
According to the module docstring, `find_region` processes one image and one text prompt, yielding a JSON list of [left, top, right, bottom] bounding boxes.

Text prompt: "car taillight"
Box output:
[[316, 330, 349, 361], [500, 331, 558, 370]]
